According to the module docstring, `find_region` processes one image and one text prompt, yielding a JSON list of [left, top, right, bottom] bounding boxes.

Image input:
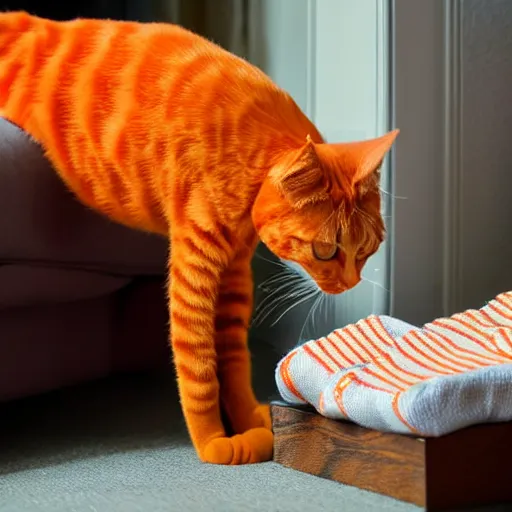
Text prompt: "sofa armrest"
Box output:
[[0, 117, 168, 276]]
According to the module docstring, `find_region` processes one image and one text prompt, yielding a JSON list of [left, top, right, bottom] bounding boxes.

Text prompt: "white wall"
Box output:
[[248, 0, 310, 113]]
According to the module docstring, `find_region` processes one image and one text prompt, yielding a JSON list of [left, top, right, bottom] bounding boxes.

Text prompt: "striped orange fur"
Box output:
[[0, 11, 399, 464]]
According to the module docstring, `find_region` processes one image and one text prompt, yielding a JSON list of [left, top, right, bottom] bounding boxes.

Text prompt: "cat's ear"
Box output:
[[351, 129, 399, 183], [270, 136, 330, 209], [323, 129, 400, 185]]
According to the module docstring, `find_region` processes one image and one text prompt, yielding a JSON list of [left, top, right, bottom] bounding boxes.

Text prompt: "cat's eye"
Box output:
[[312, 241, 338, 261]]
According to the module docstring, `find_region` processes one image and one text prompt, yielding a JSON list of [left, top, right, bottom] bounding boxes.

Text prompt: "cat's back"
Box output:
[[0, 10, 243, 127], [0, 11, 277, 233], [0, 10, 275, 159], [0, 11, 220, 70]]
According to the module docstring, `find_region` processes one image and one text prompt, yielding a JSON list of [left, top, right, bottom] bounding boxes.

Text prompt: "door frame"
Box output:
[[389, 0, 460, 325]]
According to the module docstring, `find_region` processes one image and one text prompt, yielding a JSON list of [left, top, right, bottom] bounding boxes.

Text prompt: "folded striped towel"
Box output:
[[276, 291, 512, 436]]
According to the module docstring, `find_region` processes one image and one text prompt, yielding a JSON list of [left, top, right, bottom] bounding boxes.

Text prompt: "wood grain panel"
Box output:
[[271, 402, 512, 511]]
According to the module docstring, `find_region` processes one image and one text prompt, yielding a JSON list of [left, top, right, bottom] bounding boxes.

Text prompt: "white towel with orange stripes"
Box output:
[[275, 291, 512, 436]]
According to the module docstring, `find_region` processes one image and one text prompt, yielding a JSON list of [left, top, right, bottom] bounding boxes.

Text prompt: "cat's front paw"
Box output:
[[225, 402, 272, 434], [249, 404, 272, 430], [201, 428, 273, 465]]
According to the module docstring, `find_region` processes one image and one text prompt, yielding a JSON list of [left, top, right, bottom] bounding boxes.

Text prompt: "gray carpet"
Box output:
[[0, 368, 508, 512], [0, 367, 420, 512]]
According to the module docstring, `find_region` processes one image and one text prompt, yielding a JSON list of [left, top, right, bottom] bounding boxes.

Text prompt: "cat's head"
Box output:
[[252, 130, 399, 295]]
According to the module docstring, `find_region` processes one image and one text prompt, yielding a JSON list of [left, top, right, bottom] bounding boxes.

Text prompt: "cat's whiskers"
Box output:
[[254, 282, 320, 326], [253, 251, 288, 269], [253, 293, 295, 326], [299, 292, 324, 343], [253, 279, 301, 322], [379, 187, 407, 200], [256, 275, 303, 303], [298, 294, 320, 342], [321, 293, 333, 324], [258, 271, 298, 291], [361, 276, 390, 293], [253, 272, 312, 325], [255, 256, 337, 337], [270, 288, 321, 327]]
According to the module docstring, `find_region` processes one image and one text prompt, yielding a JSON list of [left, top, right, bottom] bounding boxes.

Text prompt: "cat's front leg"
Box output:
[[169, 229, 272, 465], [215, 246, 272, 434]]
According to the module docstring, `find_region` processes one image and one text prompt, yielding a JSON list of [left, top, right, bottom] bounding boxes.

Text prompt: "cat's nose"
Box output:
[[343, 268, 361, 290], [344, 275, 361, 289], [342, 254, 362, 290]]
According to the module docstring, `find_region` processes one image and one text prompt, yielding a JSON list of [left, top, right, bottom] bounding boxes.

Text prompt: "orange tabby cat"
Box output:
[[0, 11, 399, 464]]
